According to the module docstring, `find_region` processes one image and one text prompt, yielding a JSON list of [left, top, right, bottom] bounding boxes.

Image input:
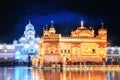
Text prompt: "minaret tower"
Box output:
[[81, 20, 84, 28], [79, 20, 86, 29], [98, 22, 107, 39], [43, 24, 49, 36], [49, 20, 56, 34]]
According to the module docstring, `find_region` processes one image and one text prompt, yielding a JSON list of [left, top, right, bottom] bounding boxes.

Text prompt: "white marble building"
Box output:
[[0, 20, 40, 62]]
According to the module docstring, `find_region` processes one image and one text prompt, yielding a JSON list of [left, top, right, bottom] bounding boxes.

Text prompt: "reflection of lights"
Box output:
[[112, 72, 115, 78], [1, 67, 111, 80], [107, 72, 111, 80], [7, 75, 11, 80], [25, 67, 29, 80], [32, 69, 39, 80], [63, 70, 66, 80], [88, 71, 91, 80], [15, 66, 21, 80]]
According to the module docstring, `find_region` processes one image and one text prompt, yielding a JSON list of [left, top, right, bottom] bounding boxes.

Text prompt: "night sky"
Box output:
[[0, 0, 120, 46]]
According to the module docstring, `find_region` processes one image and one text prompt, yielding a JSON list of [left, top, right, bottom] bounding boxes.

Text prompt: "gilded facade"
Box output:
[[38, 20, 107, 65]]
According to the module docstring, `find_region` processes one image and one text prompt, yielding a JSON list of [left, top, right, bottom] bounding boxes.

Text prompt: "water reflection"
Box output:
[[0, 66, 120, 80], [14, 66, 31, 80]]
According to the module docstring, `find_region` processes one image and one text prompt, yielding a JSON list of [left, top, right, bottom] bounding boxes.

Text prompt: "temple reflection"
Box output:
[[0, 67, 120, 80], [60, 70, 107, 80], [31, 69, 108, 80]]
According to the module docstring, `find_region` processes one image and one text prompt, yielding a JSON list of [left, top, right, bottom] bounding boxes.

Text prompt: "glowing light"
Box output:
[[34, 20, 107, 67], [81, 20, 84, 27]]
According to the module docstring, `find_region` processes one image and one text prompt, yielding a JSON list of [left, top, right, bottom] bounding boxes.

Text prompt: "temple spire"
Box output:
[[45, 24, 48, 30], [51, 20, 54, 26], [101, 22, 104, 29], [79, 20, 85, 29], [29, 19, 31, 24], [81, 20, 84, 27], [89, 26, 92, 30], [43, 26, 45, 31]]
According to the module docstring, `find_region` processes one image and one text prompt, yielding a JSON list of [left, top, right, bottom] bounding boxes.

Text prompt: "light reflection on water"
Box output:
[[0, 66, 120, 80]]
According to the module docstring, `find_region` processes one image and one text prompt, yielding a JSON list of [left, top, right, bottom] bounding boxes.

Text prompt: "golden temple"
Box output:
[[32, 20, 107, 67]]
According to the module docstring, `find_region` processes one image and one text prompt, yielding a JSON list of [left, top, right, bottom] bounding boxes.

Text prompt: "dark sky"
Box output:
[[0, 0, 120, 45]]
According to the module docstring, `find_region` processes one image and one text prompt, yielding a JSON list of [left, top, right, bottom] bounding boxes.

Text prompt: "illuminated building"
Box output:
[[107, 46, 120, 62], [0, 19, 119, 65], [0, 20, 40, 62], [0, 43, 15, 62], [38, 20, 107, 65]]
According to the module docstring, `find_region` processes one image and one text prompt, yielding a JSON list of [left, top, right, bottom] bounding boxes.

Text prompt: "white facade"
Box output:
[[107, 46, 120, 54], [0, 21, 40, 62]]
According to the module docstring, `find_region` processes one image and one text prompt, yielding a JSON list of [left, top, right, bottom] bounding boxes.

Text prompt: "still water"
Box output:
[[0, 66, 120, 80]]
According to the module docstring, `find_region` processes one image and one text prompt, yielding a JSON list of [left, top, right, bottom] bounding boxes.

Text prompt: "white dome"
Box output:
[[24, 20, 35, 35], [19, 37, 27, 43], [24, 20, 36, 40], [25, 21, 34, 30], [13, 39, 18, 44]]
